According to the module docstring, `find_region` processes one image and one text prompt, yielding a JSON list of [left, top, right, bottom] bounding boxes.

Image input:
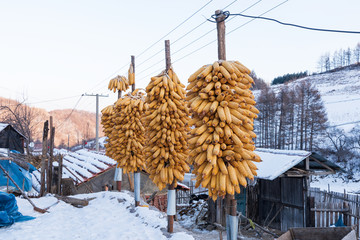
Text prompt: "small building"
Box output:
[[0, 123, 26, 154], [242, 148, 342, 232], [32, 149, 187, 204], [32, 149, 118, 194]]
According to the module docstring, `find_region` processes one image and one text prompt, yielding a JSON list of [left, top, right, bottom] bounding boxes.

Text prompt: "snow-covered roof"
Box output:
[[0, 122, 26, 138], [0, 123, 8, 132], [63, 149, 116, 184], [32, 149, 116, 186], [254, 148, 311, 180]]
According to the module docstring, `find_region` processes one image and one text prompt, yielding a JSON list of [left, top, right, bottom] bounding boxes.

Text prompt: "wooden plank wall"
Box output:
[[309, 188, 360, 237]]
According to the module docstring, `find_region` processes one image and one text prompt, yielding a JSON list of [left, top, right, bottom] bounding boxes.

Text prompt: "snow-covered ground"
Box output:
[[304, 68, 360, 131], [0, 191, 194, 240], [311, 172, 360, 194]]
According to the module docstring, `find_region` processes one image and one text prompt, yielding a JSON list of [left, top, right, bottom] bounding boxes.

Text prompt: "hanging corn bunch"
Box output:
[[108, 75, 130, 92], [101, 105, 116, 159], [186, 60, 261, 201], [144, 68, 190, 191], [102, 76, 130, 159], [111, 90, 147, 173]]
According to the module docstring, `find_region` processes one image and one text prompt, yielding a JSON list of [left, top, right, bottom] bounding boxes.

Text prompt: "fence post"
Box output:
[[343, 201, 349, 226], [309, 196, 315, 227]]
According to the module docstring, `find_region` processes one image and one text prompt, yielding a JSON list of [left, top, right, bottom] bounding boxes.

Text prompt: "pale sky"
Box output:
[[0, 0, 359, 113]]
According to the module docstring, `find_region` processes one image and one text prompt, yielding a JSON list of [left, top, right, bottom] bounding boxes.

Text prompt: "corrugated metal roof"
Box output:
[[254, 148, 311, 180]]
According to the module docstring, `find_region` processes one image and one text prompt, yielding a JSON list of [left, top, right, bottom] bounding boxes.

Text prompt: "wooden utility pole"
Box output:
[[216, 10, 226, 61], [165, 39, 176, 233], [40, 120, 49, 196], [215, 9, 237, 240], [83, 93, 109, 152], [47, 116, 55, 193]]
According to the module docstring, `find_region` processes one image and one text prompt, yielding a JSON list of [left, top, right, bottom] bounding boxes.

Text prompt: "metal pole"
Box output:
[[96, 94, 99, 152]]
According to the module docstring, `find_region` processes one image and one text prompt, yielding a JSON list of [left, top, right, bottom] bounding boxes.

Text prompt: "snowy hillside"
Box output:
[[272, 66, 360, 131]]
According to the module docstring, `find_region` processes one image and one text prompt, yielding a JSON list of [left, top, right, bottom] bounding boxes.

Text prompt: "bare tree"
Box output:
[[249, 71, 268, 90], [354, 43, 360, 63], [326, 127, 354, 163], [324, 53, 331, 71], [317, 55, 325, 72], [345, 48, 352, 66], [0, 98, 41, 154], [332, 51, 338, 69]]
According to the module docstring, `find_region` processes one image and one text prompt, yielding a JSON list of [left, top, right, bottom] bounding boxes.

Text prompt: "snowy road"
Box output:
[[0, 191, 194, 240]]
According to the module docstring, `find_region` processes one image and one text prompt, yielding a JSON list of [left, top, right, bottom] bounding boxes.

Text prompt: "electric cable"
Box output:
[[227, 0, 289, 35], [171, 0, 288, 65], [136, 0, 241, 69], [57, 95, 83, 129], [223, 12, 360, 34], [136, 0, 263, 81], [135, 0, 214, 60]]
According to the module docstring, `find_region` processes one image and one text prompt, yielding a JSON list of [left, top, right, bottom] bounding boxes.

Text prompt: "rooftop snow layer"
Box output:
[[254, 148, 311, 180], [0, 123, 8, 132], [31, 149, 116, 185]]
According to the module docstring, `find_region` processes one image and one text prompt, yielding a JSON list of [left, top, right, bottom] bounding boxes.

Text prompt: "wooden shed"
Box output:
[[243, 148, 342, 232], [0, 123, 26, 154]]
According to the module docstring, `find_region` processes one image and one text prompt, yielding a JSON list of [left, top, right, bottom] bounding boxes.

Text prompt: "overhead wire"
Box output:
[[135, 0, 214, 60], [27, 95, 81, 105], [136, 0, 262, 82], [86, 61, 130, 93], [171, 0, 266, 64], [227, 0, 289, 35], [87, 0, 215, 94], [226, 13, 360, 34], [136, 0, 240, 70], [171, 0, 263, 57], [171, 0, 288, 65], [57, 95, 83, 129]]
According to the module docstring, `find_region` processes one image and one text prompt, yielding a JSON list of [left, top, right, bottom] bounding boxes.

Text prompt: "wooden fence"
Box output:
[[309, 188, 360, 237]]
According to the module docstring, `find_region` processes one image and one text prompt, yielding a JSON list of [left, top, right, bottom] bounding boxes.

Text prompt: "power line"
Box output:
[[87, 1, 215, 93], [172, 0, 277, 64], [27, 95, 80, 105], [137, 0, 263, 80], [136, 0, 241, 70], [57, 95, 83, 129], [87, 62, 130, 93], [137, 57, 165, 77], [135, 0, 214, 59], [170, 0, 261, 58], [225, 13, 360, 34], [227, 0, 289, 35]]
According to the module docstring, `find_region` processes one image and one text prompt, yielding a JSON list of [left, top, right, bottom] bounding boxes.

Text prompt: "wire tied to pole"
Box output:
[[208, 10, 230, 23]]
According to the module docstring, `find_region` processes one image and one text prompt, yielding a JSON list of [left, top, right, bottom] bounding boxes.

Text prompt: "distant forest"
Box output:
[[268, 42, 360, 86], [317, 42, 360, 73], [271, 71, 308, 85], [254, 81, 327, 151]]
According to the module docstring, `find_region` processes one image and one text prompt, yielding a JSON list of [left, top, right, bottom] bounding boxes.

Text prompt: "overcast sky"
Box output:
[[0, 0, 359, 113]]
